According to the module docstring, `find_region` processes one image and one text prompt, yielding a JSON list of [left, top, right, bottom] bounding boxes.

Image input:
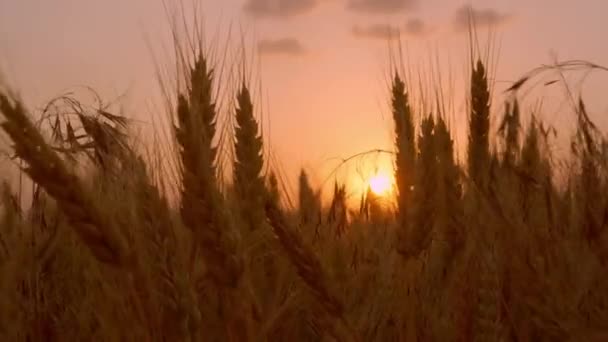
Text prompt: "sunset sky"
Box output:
[[1, 0, 607, 203]]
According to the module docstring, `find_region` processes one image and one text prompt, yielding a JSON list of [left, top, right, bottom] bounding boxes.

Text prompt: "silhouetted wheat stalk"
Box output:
[[233, 83, 266, 232], [265, 200, 358, 342], [173, 54, 256, 340], [0, 93, 129, 266]]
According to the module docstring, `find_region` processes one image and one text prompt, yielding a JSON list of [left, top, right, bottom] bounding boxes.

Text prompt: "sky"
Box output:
[[1, 0, 607, 204]]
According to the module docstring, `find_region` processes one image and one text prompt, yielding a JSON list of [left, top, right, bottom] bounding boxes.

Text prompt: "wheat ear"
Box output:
[[265, 201, 358, 342], [0, 94, 128, 266]]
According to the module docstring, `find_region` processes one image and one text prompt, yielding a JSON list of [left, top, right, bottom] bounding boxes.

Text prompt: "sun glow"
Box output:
[[368, 172, 393, 196]]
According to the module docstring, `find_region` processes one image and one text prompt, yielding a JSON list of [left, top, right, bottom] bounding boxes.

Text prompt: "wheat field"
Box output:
[[1, 21, 608, 342]]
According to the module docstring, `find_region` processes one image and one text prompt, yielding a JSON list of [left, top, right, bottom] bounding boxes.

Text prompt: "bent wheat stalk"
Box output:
[[0, 94, 162, 337], [0, 94, 129, 266], [265, 201, 358, 342]]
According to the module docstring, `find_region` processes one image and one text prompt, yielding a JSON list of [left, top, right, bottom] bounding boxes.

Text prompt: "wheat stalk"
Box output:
[[468, 59, 491, 190], [392, 73, 416, 229], [233, 83, 266, 231], [0, 93, 129, 267], [265, 200, 358, 342]]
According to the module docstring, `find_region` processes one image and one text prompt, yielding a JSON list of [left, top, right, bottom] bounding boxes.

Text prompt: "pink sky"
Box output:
[[1, 0, 607, 203]]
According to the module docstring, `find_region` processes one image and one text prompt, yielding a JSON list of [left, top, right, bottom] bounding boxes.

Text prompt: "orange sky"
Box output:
[[1, 0, 607, 204]]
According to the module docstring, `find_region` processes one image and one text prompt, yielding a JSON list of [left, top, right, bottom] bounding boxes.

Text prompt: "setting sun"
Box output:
[[368, 173, 393, 196]]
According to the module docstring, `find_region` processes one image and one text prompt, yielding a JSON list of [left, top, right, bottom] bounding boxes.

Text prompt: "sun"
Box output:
[[368, 172, 393, 196]]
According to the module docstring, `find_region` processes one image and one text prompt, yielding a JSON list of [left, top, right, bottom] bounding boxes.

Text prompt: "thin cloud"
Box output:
[[347, 0, 418, 14], [352, 19, 430, 40], [244, 0, 317, 18], [352, 24, 401, 40], [453, 5, 512, 32], [259, 38, 307, 56], [404, 18, 429, 36]]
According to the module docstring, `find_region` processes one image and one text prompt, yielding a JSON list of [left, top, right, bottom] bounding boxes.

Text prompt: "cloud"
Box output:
[[404, 18, 429, 36], [347, 0, 418, 14], [453, 5, 512, 31], [258, 38, 306, 56], [352, 19, 430, 40], [352, 24, 401, 40], [244, 0, 317, 18]]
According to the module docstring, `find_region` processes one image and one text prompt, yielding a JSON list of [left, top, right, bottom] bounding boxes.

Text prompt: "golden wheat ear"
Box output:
[[0, 93, 129, 266]]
